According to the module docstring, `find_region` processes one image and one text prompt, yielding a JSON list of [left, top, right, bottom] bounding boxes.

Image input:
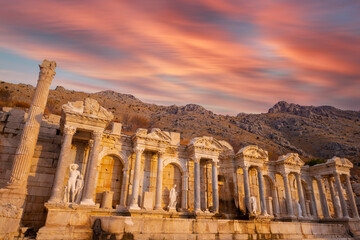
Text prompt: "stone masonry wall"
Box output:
[[0, 108, 61, 229]]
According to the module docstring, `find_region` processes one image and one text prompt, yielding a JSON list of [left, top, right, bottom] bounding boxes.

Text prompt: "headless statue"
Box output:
[[297, 201, 303, 217], [64, 164, 81, 203], [250, 196, 257, 214], [168, 184, 177, 210]]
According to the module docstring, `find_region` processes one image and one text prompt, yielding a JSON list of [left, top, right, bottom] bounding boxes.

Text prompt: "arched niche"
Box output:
[[162, 163, 182, 210], [275, 173, 287, 216], [95, 154, 124, 208]]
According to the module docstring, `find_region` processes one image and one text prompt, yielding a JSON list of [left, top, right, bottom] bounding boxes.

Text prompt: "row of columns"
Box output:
[[316, 173, 359, 220]]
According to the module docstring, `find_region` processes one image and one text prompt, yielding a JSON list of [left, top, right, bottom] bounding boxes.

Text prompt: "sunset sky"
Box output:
[[0, 1, 359, 114]]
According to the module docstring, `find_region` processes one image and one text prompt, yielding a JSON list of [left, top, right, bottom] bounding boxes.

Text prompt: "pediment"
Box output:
[[189, 136, 223, 151], [326, 156, 353, 168], [62, 98, 113, 120], [277, 153, 304, 166], [237, 145, 268, 160], [135, 128, 171, 142]]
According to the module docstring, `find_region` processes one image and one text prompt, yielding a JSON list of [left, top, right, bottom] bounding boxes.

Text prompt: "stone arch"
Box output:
[[163, 158, 186, 174], [95, 154, 124, 208], [162, 162, 183, 210], [97, 149, 128, 167]]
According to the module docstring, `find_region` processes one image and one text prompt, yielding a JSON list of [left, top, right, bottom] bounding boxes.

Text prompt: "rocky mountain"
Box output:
[[1, 81, 360, 166]]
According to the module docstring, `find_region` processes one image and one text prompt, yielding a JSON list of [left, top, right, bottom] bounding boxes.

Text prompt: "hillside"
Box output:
[[1, 81, 360, 167]]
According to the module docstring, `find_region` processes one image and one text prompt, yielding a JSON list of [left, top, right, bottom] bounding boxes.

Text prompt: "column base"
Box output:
[[128, 204, 141, 210], [80, 199, 95, 205]]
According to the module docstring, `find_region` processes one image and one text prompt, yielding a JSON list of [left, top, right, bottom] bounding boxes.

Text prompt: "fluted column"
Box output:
[[193, 157, 201, 212], [81, 130, 103, 205], [333, 172, 349, 219], [212, 159, 219, 213], [257, 168, 267, 215], [181, 172, 188, 210], [344, 174, 360, 219], [154, 150, 165, 210], [48, 125, 76, 202], [129, 147, 144, 210], [328, 177, 340, 218], [295, 173, 306, 217], [282, 172, 294, 217], [316, 176, 330, 219], [7, 60, 56, 189], [243, 165, 251, 213]]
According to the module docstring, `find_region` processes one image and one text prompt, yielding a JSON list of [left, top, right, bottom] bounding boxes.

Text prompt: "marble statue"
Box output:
[[297, 201, 302, 217], [168, 184, 177, 210], [64, 164, 81, 203], [250, 196, 257, 214], [335, 194, 342, 218], [74, 174, 84, 204]]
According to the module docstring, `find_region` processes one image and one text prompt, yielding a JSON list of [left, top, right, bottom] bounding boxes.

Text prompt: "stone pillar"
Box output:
[[282, 172, 294, 217], [257, 168, 267, 215], [154, 150, 165, 210], [7, 60, 56, 189], [334, 172, 349, 218], [273, 187, 280, 217], [118, 167, 129, 209], [295, 173, 307, 217], [181, 172, 188, 210], [316, 176, 330, 219], [328, 177, 340, 219], [194, 157, 201, 212], [80, 130, 103, 205], [344, 174, 360, 219], [266, 197, 273, 216], [129, 147, 144, 210], [305, 200, 311, 217], [48, 125, 76, 202], [309, 183, 319, 218], [212, 159, 219, 213], [243, 165, 251, 213]]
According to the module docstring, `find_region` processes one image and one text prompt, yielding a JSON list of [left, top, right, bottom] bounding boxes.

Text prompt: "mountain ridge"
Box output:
[[1, 81, 359, 164]]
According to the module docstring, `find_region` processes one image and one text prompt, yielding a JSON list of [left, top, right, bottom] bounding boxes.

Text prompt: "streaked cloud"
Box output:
[[0, 0, 359, 114]]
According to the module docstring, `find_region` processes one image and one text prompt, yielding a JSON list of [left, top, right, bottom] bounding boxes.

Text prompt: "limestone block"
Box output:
[[217, 220, 234, 233], [124, 217, 143, 233], [46, 211, 72, 226], [162, 218, 192, 234], [142, 218, 163, 233], [270, 222, 301, 234], [170, 132, 180, 145], [300, 223, 313, 235], [107, 216, 125, 234], [110, 122, 122, 135], [195, 219, 218, 234], [101, 191, 114, 209], [141, 191, 154, 210]]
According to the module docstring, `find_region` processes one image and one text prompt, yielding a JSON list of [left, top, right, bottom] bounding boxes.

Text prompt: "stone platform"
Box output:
[[37, 205, 358, 240]]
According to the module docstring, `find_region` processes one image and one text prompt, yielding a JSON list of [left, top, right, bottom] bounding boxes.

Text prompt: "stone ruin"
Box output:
[[0, 60, 359, 239]]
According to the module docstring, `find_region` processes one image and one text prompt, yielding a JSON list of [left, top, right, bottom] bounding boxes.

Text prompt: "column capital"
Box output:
[[133, 146, 145, 154], [92, 130, 103, 139], [314, 175, 323, 181], [191, 156, 200, 163], [63, 125, 76, 135], [158, 149, 166, 157], [212, 158, 219, 163], [280, 171, 289, 178]]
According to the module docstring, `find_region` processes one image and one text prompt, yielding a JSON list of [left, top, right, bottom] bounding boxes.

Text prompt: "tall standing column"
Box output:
[[273, 186, 280, 217], [309, 181, 319, 218], [212, 159, 219, 213], [243, 165, 251, 213], [344, 174, 360, 219], [129, 147, 144, 210], [194, 157, 201, 212], [295, 173, 306, 217], [80, 130, 103, 205], [181, 172, 188, 210], [328, 177, 340, 218], [257, 168, 267, 215], [48, 125, 76, 202], [7, 60, 56, 189], [154, 150, 165, 210], [282, 172, 294, 217], [316, 176, 330, 219], [334, 172, 348, 218]]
